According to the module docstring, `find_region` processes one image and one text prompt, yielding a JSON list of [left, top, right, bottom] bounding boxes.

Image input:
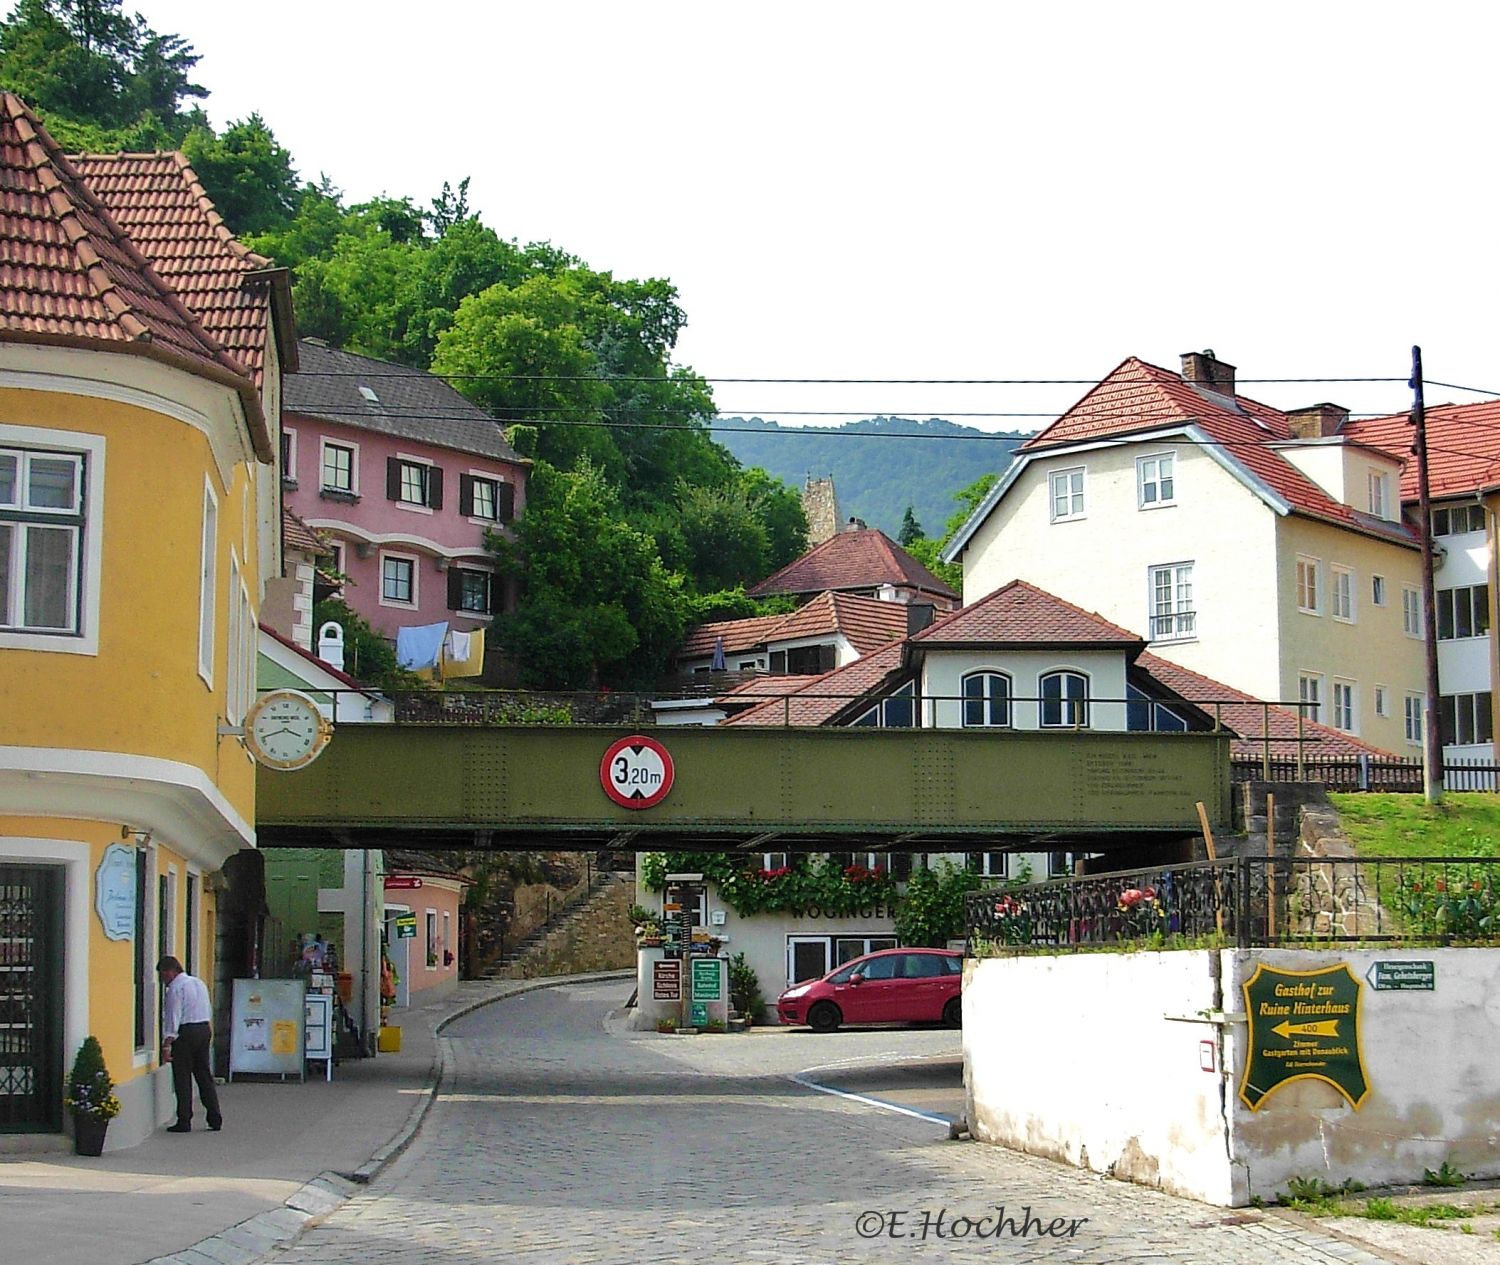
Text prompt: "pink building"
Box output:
[[283, 340, 529, 655]]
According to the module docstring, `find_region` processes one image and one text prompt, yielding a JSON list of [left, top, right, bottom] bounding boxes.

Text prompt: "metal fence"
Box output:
[[1230, 755, 1500, 792], [964, 855, 1500, 952]]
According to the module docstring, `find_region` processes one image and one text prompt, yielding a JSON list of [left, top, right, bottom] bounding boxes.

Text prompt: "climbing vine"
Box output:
[[640, 852, 900, 917]]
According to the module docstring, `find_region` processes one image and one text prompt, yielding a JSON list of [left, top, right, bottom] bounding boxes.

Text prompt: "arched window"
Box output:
[[962, 671, 1012, 727], [1040, 670, 1089, 728]]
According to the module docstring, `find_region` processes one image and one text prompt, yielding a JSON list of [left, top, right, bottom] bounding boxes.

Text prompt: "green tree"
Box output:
[[182, 113, 298, 238], [677, 482, 770, 592], [898, 505, 923, 546]]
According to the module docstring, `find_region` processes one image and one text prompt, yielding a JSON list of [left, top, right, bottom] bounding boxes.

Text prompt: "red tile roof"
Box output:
[[0, 96, 269, 458], [723, 642, 909, 727], [746, 527, 959, 602], [1021, 357, 1416, 548], [282, 507, 323, 553], [1343, 398, 1500, 503], [72, 150, 296, 389], [678, 592, 910, 661], [911, 579, 1144, 649], [714, 674, 822, 702]]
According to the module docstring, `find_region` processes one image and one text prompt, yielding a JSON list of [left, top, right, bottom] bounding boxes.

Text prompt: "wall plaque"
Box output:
[[95, 843, 137, 941], [1240, 962, 1368, 1111]]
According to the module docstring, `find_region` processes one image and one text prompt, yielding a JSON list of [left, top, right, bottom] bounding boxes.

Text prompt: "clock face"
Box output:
[[246, 691, 331, 770]]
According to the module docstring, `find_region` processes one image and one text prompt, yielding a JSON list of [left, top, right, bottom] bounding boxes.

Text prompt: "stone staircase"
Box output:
[[484, 871, 637, 979]]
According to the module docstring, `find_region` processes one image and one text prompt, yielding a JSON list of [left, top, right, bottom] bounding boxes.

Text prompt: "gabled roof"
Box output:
[[72, 150, 298, 387], [282, 506, 324, 553], [746, 526, 958, 603], [945, 357, 1417, 561], [0, 94, 269, 457], [1343, 398, 1500, 503], [909, 579, 1144, 652], [722, 642, 910, 727], [259, 621, 375, 696], [678, 591, 911, 661], [285, 339, 526, 465]]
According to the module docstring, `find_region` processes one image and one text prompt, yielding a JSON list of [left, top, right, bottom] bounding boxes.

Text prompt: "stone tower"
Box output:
[[802, 475, 840, 546]]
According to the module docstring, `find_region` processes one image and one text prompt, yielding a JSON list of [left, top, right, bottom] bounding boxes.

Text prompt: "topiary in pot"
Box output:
[[64, 1035, 121, 1156]]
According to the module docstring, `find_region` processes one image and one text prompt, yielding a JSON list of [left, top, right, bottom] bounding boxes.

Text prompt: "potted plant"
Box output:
[[635, 919, 665, 948], [64, 1036, 120, 1156]]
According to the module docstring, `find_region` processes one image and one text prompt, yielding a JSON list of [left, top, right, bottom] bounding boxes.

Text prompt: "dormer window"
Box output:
[[1367, 470, 1390, 519]]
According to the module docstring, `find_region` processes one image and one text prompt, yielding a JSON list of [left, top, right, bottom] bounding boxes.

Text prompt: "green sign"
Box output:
[[395, 913, 417, 940], [691, 958, 722, 1002], [1241, 963, 1368, 1111], [1368, 960, 1435, 991], [689, 1002, 708, 1027]]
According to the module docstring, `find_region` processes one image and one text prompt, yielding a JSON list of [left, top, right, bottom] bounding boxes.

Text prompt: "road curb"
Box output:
[[139, 970, 633, 1265]]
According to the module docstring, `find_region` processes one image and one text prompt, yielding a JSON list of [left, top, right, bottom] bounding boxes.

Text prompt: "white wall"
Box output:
[[920, 649, 1128, 731]]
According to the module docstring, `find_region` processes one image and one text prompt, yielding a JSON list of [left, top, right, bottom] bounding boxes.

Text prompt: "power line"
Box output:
[[294, 369, 1424, 387]]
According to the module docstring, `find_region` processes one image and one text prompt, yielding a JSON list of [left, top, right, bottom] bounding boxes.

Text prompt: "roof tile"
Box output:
[[746, 526, 958, 602], [678, 592, 910, 660], [912, 579, 1143, 648], [1344, 398, 1500, 503]]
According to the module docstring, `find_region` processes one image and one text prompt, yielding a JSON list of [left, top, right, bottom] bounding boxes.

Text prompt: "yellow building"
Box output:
[[0, 95, 292, 1149]]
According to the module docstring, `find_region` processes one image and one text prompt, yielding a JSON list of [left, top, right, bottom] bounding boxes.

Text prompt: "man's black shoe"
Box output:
[[166, 1123, 191, 1133], [208, 1120, 222, 1131]]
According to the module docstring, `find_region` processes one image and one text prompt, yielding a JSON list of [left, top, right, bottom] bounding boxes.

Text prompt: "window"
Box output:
[[380, 554, 416, 606], [1374, 685, 1390, 718], [184, 874, 197, 976], [460, 473, 514, 522], [1368, 470, 1390, 518], [1148, 562, 1195, 640], [1439, 692, 1494, 747], [966, 851, 1008, 877], [761, 852, 788, 872], [321, 441, 355, 493], [449, 567, 494, 615], [198, 481, 217, 683], [1298, 673, 1323, 721], [1049, 851, 1072, 877], [1372, 575, 1387, 607], [133, 846, 149, 1051], [227, 555, 243, 722], [442, 911, 451, 966], [1402, 586, 1422, 637], [1404, 694, 1423, 744], [1049, 467, 1085, 521], [1436, 584, 1490, 641], [280, 428, 297, 483], [1433, 504, 1486, 536], [425, 910, 438, 968], [388, 456, 442, 510], [1332, 679, 1357, 733], [849, 680, 916, 728], [1126, 683, 1189, 732], [1331, 566, 1355, 622], [771, 643, 836, 675], [0, 446, 86, 636], [1040, 670, 1088, 728], [1296, 556, 1321, 614], [962, 671, 1011, 727], [1137, 453, 1175, 508]]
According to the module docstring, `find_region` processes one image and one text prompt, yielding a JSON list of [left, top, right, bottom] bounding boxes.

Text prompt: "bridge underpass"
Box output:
[[254, 724, 1233, 853]]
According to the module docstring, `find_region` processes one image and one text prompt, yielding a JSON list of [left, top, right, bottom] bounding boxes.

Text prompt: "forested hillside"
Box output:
[[712, 415, 1022, 539], [0, 0, 810, 688]]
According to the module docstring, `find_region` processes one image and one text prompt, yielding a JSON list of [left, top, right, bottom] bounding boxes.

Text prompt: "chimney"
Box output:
[[318, 620, 346, 672], [1286, 403, 1350, 440], [843, 516, 867, 532], [907, 602, 936, 636], [1180, 349, 1236, 398]]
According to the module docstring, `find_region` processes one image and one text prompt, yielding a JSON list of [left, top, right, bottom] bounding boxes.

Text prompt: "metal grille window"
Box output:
[[961, 671, 1011, 727], [0, 866, 62, 1131], [1148, 562, 1195, 640], [1137, 453, 1175, 507], [1040, 670, 1089, 728], [1049, 467, 1085, 521], [0, 448, 85, 635], [1436, 584, 1490, 640], [1440, 692, 1494, 747]]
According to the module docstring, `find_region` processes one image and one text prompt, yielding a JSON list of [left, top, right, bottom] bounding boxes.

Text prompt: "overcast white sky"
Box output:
[[134, 1, 1499, 433]]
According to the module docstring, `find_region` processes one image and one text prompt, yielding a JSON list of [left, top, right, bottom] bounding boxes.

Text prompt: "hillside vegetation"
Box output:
[[1329, 793, 1500, 857]]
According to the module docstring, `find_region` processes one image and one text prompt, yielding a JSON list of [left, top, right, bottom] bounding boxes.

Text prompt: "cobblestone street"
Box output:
[[270, 980, 1396, 1265]]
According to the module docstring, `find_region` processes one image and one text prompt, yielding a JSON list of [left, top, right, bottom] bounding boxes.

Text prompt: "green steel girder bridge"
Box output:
[[254, 724, 1233, 853]]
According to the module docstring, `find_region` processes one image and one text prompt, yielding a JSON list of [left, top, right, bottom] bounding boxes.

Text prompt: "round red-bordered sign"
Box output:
[[600, 735, 675, 809]]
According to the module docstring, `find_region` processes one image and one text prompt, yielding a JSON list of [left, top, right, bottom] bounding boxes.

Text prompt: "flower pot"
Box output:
[[73, 1115, 108, 1156]]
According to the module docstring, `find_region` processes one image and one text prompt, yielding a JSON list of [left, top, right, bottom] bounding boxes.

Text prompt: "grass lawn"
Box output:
[[1330, 792, 1500, 858]]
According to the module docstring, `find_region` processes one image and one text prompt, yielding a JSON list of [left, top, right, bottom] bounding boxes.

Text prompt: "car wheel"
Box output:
[[807, 1001, 841, 1033], [943, 997, 962, 1029]]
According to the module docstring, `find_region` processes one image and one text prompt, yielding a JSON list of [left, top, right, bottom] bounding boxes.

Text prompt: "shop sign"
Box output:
[[1240, 963, 1368, 1111], [786, 903, 894, 919], [1367, 960, 1435, 991], [395, 913, 418, 939], [691, 958, 723, 1002], [652, 960, 681, 1001], [95, 843, 137, 941], [599, 735, 675, 809], [384, 877, 423, 890]]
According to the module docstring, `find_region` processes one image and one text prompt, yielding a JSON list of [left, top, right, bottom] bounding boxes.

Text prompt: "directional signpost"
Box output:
[[1367, 960, 1435, 991]]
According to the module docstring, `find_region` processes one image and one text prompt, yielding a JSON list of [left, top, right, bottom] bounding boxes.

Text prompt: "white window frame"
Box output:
[[320, 438, 359, 494], [967, 851, 1009, 877], [456, 567, 495, 615], [466, 470, 503, 524], [961, 670, 1012, 728], [395, 453, 435, 515], [1332, 678, 1358, 734], [280, 425, 297, 482], [379, 550, 419, 609], [1368, 470, 1390, 519], [1298, 672, 1323, 722], [198, 478, 218, 686], [227, 552, 243, 723], [1136, 451, 1176, 509], [1402, 585, 1422, 638], [1048, 466, 1085, 522], [1296, 556, 1321, 615], [1331, 565, 1356, 623], [1404, 693, 1423, 745], [1147, 561, 1195, 642], [1372, 575, 1387, 607], [425, 908, 438, 970], [1039, 669, 1089, 729], [1374, 684, 1390, 718]]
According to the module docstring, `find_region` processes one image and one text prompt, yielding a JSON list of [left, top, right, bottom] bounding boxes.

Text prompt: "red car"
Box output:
[[776, 947, 963, 1032]]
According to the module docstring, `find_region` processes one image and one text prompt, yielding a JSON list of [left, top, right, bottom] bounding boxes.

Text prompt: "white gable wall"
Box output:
[[920, 649, 1128, 730]]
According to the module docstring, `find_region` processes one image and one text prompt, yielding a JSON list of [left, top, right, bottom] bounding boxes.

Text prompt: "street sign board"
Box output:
[[1367, 960, 1435, 991], [692, 958, 723, 1002], [394, 912, 417, 939], [1240, 963, 1368, 1111], [653, 960, 681, 1001], [599, 735, 675, 809]]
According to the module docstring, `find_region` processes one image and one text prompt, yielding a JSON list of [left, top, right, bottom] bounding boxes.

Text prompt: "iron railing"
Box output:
[[965, 855, 1500, 952], [1232, 755, 1500, 792]]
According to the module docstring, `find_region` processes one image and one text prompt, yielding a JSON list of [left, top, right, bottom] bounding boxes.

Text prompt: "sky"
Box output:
[[135, 1, 1499, 435]]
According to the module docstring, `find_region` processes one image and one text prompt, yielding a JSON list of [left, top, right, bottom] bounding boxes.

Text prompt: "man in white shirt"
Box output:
[[156, 956, 223, 1133]]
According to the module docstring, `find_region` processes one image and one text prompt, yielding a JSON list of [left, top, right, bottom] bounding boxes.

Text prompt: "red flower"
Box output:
[[1435, 879, 1448, 894], [1120, 888, 1144, 909]]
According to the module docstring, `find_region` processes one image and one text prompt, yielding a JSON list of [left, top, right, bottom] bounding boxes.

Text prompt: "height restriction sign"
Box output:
[[600, 735, 675, 809]]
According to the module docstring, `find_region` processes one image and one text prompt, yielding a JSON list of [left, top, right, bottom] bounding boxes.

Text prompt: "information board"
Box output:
[[1240, 963, 1367, 1111], [1367, 960, 1435, 991], [691, 958, 723, 1002], [230, 978, 307, 1080], [652, 960, 681, 1001]]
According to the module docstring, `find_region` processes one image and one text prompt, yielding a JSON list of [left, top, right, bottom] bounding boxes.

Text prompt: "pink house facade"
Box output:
[[283, 339, 529, 651]]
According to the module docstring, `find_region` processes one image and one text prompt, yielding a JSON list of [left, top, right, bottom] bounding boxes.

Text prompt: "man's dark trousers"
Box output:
[[170, 1021, 222, 1128]]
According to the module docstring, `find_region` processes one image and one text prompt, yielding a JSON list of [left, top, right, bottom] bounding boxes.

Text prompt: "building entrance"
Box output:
[[0, 865, 63, 1132]]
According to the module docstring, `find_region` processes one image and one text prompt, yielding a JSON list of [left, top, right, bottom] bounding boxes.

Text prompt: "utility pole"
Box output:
[[1410, 345, 1444, 804]]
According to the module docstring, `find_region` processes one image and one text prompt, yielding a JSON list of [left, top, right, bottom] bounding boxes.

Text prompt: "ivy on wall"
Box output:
[[640, 852, 900, 918]]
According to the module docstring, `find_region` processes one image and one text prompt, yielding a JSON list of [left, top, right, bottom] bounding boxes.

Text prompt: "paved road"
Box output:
[[270, 980, 1396, 1264]]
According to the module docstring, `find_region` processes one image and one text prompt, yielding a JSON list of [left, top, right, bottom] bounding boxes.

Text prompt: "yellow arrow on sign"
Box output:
[[1273, 1020, 1340, 1039]]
